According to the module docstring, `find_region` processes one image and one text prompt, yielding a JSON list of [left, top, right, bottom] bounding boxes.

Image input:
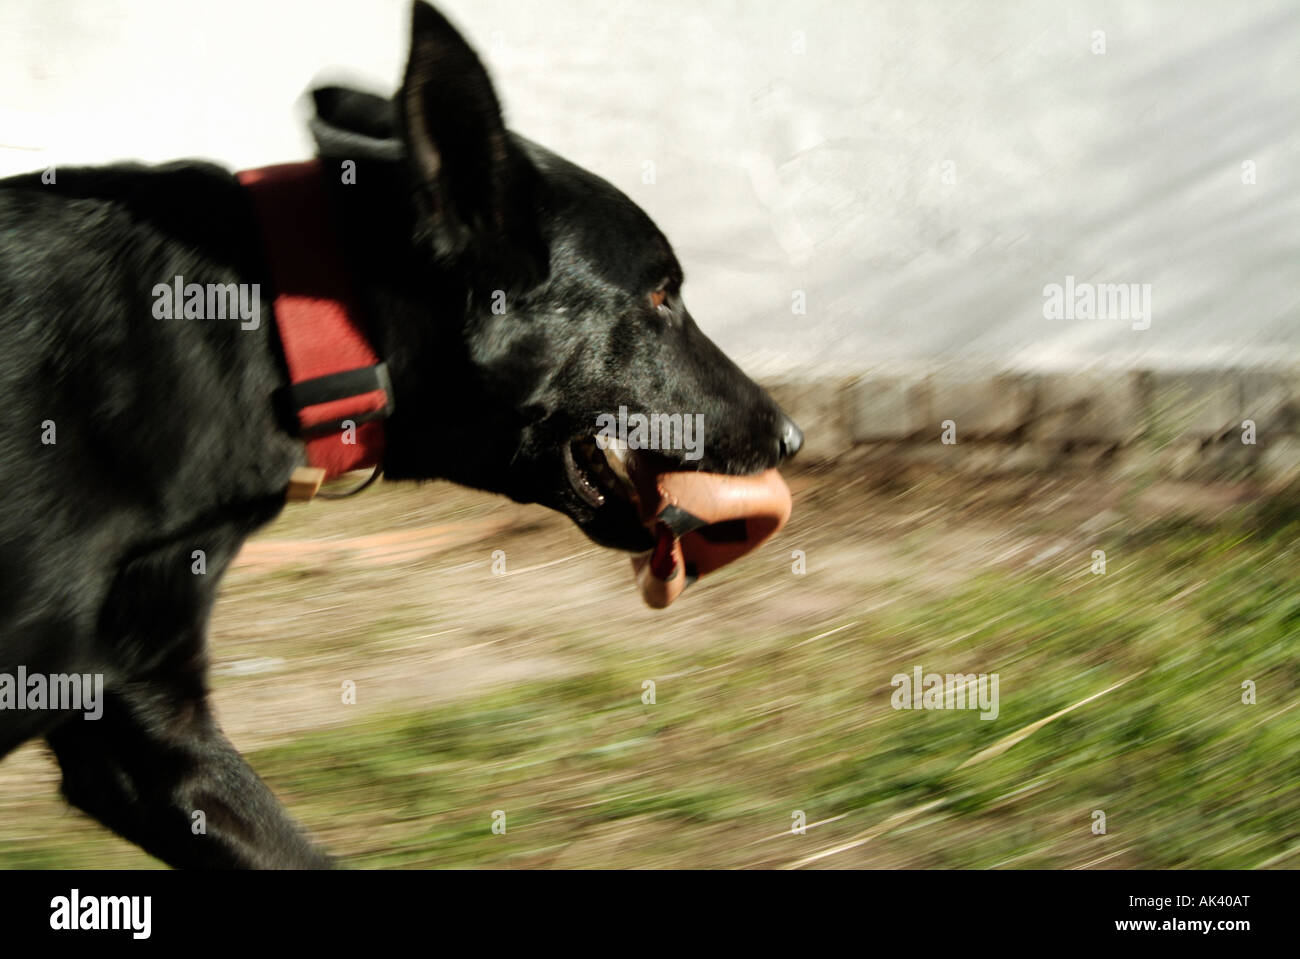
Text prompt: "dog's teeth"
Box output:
[[597, 436, 633, 486], [595, 434, 629, 455], [564, 442, 605, 508]]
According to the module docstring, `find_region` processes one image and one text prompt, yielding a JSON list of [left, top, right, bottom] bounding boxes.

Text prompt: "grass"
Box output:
[[232, 496, 1300, 868], [2, 480, 1296, 868]]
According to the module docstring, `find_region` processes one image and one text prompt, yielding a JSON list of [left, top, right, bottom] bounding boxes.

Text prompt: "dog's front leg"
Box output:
[[46, 684, 334, 869], [43, 515, 333, 868]]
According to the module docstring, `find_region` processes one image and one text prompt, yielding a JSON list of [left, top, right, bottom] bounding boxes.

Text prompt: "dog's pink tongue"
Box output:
[[631, 469, 793, 609]]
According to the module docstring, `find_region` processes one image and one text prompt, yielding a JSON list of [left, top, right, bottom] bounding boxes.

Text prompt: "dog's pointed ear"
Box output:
[[399, 1, 539, 272]]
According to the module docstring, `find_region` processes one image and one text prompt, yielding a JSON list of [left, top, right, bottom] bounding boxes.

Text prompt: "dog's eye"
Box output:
[[649, 287, 676, 323]]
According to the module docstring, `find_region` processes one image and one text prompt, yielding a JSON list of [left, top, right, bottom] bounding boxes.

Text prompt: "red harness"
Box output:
[[237, 160, 390, 482]]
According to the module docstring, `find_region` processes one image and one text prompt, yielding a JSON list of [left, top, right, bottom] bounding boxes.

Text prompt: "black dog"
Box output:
[[0, 2, 800, 868]]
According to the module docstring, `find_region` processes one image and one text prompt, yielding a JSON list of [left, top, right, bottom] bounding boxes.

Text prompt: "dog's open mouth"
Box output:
[[562, 435, 633, 510], [563, 434, 792, 608]]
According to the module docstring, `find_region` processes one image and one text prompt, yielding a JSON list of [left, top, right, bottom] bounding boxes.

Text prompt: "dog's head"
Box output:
[[335, 2, 802, 569]]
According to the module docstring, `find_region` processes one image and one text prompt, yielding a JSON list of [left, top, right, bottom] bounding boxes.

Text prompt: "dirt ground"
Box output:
[[0, 456, 1285, 867]]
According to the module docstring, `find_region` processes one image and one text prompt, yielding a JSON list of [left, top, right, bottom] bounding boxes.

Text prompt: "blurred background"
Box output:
[[2, 0, 1297, 372], [0, 0, 1296, 868]]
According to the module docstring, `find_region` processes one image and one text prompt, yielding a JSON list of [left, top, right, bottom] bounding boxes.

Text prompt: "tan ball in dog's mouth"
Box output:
[[591, 439, 792, 608]]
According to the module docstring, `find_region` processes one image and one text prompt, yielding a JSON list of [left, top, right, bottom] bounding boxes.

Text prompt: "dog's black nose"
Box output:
[[778, 416, 804, 460]]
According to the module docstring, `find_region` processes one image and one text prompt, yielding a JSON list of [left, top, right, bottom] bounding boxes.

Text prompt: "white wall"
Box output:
[[2, 0, 1296, 374]]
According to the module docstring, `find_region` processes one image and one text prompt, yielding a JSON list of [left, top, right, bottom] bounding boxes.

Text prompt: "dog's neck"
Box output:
[[238, 160, 394, 485]]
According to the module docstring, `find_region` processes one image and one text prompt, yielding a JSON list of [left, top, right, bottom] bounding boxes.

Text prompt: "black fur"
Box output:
[[0, 2, 799, 867]]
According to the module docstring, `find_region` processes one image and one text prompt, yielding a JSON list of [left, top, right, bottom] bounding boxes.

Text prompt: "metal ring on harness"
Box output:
[[316, 464, 384, 499]]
